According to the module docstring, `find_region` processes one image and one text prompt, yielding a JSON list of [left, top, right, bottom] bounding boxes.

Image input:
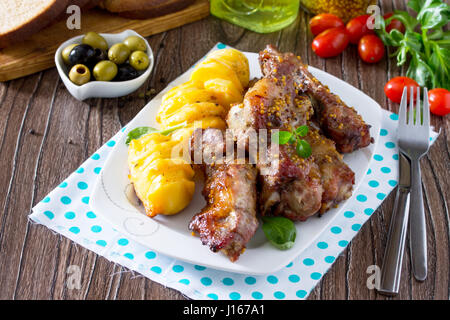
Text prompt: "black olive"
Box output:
[[68, 44, 96, 66], [114, 64, 139, 81], [93, 48, 108, 63]]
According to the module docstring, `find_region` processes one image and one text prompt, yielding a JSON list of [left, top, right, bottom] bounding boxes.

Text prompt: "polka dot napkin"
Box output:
[[29, 108, 437, 300], [29, 44, 438, 300]]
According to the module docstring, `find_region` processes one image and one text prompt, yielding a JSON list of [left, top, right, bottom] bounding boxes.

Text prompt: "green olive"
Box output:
[[82, 32, 108, 51], [93, 60, 118, 81], [69, 64, 91, 85], [108, 43, 130, 65], [123, 35, 147, 52], [62, 43, 78, 65], [129, 51, 150, 71]]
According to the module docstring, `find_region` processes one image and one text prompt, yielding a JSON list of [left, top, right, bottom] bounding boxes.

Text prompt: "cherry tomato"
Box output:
[[312, 27, 349, 58], [384, 13, 406, 33], [358, 35, 385, 63], [428, 88, 450, 116], [346, 14, 375, 44], [309, 13, 345, 36], [384, 77, 420, 104]]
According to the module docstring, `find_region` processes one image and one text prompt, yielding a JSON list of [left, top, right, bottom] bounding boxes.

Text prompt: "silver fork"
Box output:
[[398, 86, 430, 282]]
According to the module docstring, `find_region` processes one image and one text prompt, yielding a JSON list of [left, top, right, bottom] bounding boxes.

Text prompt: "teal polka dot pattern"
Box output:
[[86, 211, 96, 219], [201, 277, 212, 286], [69, 226, 80, 234], [43, 210, 54, 220], [374, 154, 383, 161], [222, 277, 234, 286], [390, 113, 399, 120], [207, 293, 218, 300], [96, 240, 107, 247], [317, 241, 328, 249], [356, 195, 367, 202], [331, 226, 342, 234], [344, 211, 355, 218], [124, 253, 134, 260], [310, 272, 322, 280], [288, 274, 300, 283], [77, 182, 88, 190], [61, 196, 71, 205], [368, 180, 379, 188], [64, 211, 75, 219], [229, 292, 241, 300], [267, 275, 278, 284], [151, 266, 162, 274], [245, 277, 256, 285], [296, 290, 307, 298], [173, 265, 184, 273], [91, 225, 102, 233], [29, 47, 436, 301], [217, 43, 226, 49], [106, 140, 116, 147]]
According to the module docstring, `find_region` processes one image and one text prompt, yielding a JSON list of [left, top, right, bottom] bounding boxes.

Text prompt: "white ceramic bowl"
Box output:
[[55, 29, 154, 101]]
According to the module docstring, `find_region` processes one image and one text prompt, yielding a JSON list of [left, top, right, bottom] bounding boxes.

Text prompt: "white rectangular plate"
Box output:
[[90, 51, 381, 275]]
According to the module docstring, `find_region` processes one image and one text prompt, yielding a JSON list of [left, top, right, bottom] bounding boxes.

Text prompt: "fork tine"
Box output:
[[399, 86, 408, 126], [423, 87, 430, 130], [408, 86, 415, 125], [416, 87, 422, 125]]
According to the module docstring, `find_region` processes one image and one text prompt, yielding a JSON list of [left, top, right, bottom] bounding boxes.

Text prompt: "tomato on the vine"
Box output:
[[312, 27, 349, 58], [346, 14, 375, 44], [384, 77, 420, 104], [428, 88, 450, 116], [309, 13, 345, 36], [384, 13, 406, 33], [358, 35, 385, 63]]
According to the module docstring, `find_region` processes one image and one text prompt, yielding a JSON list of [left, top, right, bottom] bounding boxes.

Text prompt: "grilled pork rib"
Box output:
[[227, 46, 355, 219], [188, 129, 258, 262], [260, 45, 373, 153]]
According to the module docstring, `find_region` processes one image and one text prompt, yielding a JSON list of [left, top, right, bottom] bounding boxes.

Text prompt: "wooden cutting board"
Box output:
[[0, 0, 210, 82]]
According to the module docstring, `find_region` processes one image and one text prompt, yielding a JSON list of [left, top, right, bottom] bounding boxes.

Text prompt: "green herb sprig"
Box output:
[[262, 216, 297, 250], [376, 0, 450, 89], [271, 125, 312, 158], [125, 121, 187, 145]]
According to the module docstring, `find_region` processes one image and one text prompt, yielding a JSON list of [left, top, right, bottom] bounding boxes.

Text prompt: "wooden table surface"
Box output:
[[0, 1, 448, 300]]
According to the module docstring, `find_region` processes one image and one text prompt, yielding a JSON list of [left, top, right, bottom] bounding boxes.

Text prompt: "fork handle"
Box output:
[[378, 187, 410, 295], [409, 158, 427, 281]]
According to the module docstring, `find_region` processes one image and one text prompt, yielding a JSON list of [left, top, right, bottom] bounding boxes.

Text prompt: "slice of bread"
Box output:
[[0, 0, 69, 48], [99, 0, 195, 19]]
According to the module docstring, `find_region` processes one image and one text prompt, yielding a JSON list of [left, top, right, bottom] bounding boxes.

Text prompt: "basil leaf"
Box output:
[[272, 130, 292, 145], [125, 127, 158, 145], [407, 53, 436, 88], [429, 43, 450, 89], [296, 139, 312, 158], [391, 10, 419, 32], [125, 122, 187, 145], [408, 0, 426, 13], [261, 216, 296, 250], [417, 0, 450, 30], [295, 125, 309, 137]]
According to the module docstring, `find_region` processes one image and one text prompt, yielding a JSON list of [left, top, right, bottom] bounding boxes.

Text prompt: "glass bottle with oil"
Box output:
[[210, 0, 300, 33]]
